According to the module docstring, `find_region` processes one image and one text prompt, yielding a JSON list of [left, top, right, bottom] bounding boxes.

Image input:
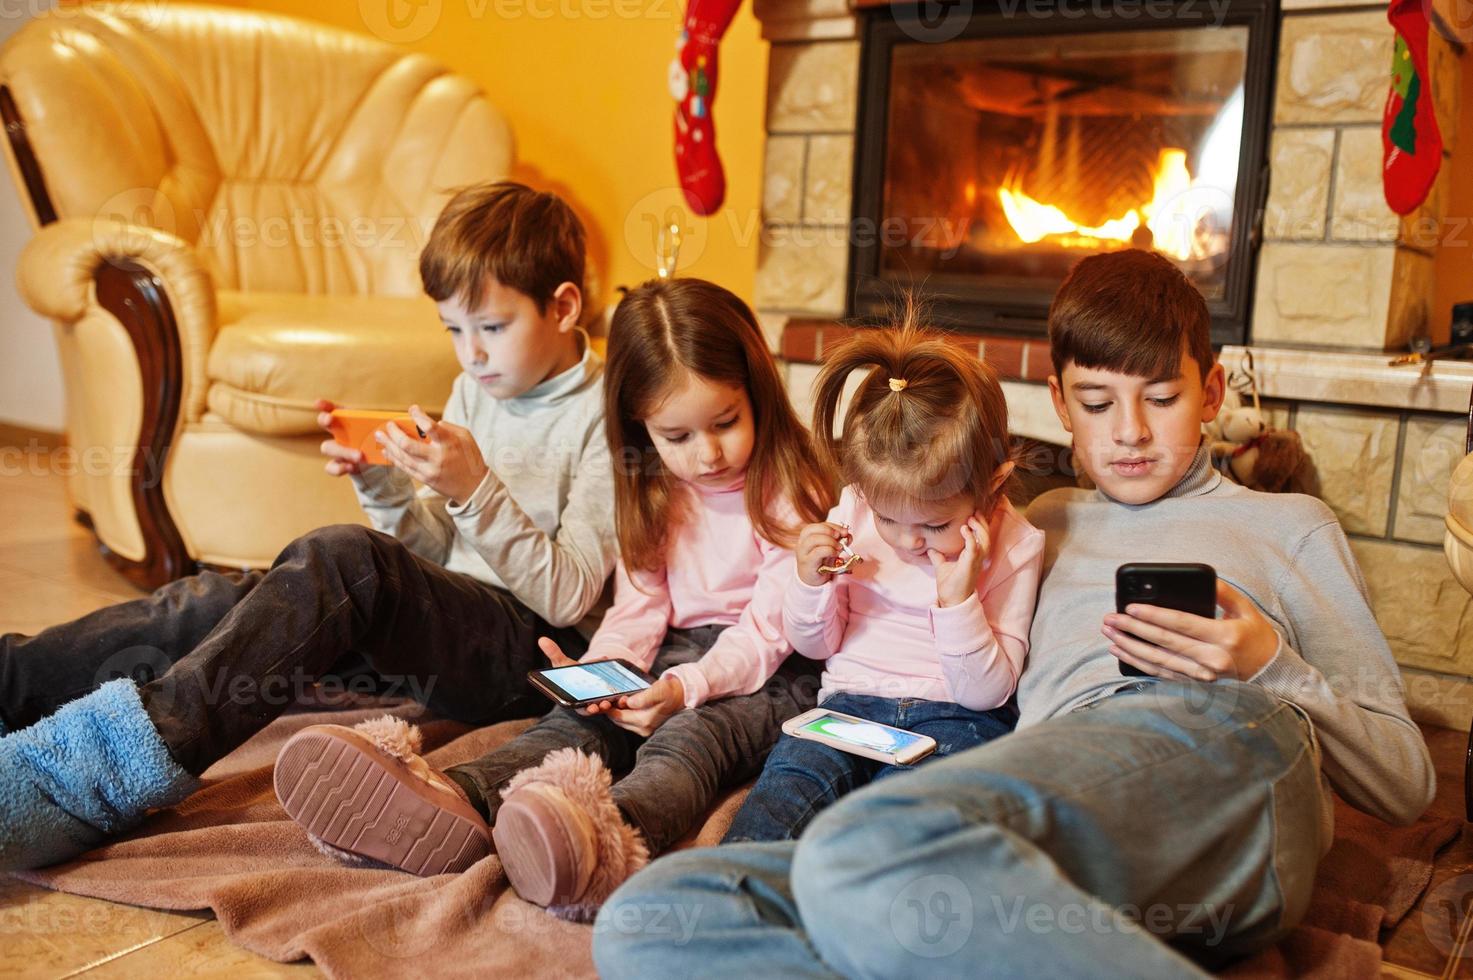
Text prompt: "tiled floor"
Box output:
[[0, 453, 322, 979], [1, 450, 1471, 978]]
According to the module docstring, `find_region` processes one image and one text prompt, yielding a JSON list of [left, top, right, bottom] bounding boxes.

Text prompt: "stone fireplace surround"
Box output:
[[749, 0, 1473, 718]]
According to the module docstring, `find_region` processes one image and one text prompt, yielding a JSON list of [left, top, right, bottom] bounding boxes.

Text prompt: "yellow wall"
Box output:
[[199, 0, 768, 314]]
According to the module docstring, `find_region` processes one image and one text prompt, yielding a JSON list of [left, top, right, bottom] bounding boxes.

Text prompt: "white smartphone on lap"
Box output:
[[782, 707, 937, 765]]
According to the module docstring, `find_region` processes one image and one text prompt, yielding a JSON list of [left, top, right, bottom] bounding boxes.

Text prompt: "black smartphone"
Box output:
[[1115, 563, 1218, 677], [527, 659, 657, 708]]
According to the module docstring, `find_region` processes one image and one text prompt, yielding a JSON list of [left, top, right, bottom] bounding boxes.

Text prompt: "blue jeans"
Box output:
[[723, 692, 1017, 843], [593, 681, 1325, 978]]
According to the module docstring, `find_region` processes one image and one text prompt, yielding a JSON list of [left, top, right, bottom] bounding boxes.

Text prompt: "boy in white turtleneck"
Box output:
[[0, 182, 618, 874]]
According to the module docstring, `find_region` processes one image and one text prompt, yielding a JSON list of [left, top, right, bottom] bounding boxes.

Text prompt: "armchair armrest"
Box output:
[[15, 217, 214, 588], [17, 218, 217, 423]]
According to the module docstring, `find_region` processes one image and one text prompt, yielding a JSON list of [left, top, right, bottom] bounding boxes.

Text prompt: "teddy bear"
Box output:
[[1209, 405, 1316, 495]]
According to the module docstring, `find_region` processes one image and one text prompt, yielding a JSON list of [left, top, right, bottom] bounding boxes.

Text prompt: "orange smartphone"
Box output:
[[327, 409, 428, 466]]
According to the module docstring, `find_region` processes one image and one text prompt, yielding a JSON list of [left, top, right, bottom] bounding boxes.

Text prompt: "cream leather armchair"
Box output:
[[0, 3, 513, 588]]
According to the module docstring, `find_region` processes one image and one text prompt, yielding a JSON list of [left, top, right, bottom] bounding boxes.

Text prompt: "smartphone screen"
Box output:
[[798, 712, 930, 756], [537, 661, 651, 702]]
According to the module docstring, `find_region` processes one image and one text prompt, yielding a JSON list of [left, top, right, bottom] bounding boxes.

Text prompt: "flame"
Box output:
[[996, 148, 1214, 261]]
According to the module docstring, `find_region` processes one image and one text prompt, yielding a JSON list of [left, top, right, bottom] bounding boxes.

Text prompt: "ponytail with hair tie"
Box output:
[[809, 314, 1014, 512]]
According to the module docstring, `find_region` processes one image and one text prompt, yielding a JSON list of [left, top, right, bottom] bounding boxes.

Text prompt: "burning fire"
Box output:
[[997, 148, 1221, 262]]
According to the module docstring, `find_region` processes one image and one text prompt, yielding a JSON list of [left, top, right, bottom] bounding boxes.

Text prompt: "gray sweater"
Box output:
[[350, 342, 617, 636], [1020, 444, 1435, 826]]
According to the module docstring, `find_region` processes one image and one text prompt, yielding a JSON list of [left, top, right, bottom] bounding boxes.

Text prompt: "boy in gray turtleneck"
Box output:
[[593, 250, 1436, 979]]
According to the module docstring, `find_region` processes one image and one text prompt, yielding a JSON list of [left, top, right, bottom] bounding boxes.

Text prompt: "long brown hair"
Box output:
[[605, 279, 833, 572], [812, 302, 1013, 515]]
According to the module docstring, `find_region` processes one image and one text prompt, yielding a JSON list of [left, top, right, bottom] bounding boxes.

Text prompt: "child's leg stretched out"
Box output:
[[441, 707, 642, 820], [1, 524, 583, 872], [274, 628, 821, 913], [723, 692, 1018, 843], [721, 705, 881, 845], [595, 682, 1319, 978], [0, 567, 262, 734], [425, 627, 731, 827], [141, 526, 583, 775], [273, 628, 725, 884], [273, 705, 636, 877]]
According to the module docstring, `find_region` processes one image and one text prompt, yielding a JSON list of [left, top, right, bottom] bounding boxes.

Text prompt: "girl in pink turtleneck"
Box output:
[[722, 315, 1046, 844], [274, 278, 831, 918]]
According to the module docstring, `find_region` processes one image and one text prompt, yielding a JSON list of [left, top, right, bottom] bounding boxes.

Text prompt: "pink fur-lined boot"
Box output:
[[493, 748, 649, 921], [273, 715, 492, 876]]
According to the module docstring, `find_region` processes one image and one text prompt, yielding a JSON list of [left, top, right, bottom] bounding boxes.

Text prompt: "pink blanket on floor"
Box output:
[[14, 695, 1461, 978]]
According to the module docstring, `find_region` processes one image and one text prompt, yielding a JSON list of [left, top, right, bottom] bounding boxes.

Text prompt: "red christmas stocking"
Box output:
[[670, 0, 742, 215], [1382, 0, 1443, 215]]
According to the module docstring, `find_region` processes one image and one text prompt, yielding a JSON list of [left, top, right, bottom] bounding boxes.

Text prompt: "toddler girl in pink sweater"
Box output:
[[723, 315, 1045, 843], [272, 278, 831, 917]]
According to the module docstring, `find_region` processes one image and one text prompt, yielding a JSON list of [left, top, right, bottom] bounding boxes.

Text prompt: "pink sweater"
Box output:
[[784, 487, 1045, 710], [582, 476, 796, 709]]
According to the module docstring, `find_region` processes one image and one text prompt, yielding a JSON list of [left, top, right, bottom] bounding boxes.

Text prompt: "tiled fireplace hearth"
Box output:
[[749, 0, 1473, 715]]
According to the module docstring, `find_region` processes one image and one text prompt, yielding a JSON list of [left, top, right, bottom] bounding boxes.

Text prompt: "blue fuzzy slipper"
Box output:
[[0, 678, 197, 871]]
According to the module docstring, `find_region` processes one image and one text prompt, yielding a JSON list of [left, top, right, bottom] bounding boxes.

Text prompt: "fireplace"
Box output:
[[849, 1, 1279, 344], [747, 0, 1473, 690]]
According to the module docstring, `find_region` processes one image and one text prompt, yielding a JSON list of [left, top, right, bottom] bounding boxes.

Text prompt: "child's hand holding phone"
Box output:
[[589, 678, 686, 737], [536, 638, 685, 737], [1103, 578, 1280, 682], [316, 399, 375, 476], [319, 400, 434, 473], [374, 404, 489, 505]]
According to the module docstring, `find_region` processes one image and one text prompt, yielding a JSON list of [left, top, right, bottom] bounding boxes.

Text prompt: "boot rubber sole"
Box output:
[[492, 784, 597, 906], [274, 726, 491, 876]]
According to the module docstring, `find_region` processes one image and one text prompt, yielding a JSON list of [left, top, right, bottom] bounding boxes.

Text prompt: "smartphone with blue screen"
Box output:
[[528, 660, 656, 708]]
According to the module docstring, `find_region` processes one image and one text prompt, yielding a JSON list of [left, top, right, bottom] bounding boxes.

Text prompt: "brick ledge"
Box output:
[[779, 319, 1056, 383]]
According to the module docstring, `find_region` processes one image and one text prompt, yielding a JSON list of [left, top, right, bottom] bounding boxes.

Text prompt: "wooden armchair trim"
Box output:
[[3, 84, 193, 590]]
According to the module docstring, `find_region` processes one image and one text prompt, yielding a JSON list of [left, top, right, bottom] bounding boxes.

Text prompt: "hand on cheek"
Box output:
[[929, 514, 990, 608]]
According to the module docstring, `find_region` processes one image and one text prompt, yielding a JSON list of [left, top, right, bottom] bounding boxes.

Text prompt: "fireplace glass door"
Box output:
[[853, 5, 1274, 343]]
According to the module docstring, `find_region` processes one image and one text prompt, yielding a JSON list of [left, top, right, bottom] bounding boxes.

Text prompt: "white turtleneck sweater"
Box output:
[[349, 344, 617, 637]]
